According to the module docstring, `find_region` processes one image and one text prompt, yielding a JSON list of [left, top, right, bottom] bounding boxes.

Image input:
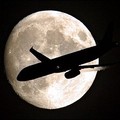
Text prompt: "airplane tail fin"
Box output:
[[98, 22, 120, 47], [98, 22, 113, 46], [30, 47, 51, 62]]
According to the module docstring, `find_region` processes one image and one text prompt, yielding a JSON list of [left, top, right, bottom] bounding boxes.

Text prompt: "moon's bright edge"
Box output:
[[4, 10, 98, 109]]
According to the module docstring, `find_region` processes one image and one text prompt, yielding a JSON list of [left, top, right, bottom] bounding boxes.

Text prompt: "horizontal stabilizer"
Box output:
[[30, 47, 50, 62]]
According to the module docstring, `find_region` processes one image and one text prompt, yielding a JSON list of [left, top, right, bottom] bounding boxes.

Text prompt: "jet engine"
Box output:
[[65, 69, 80, 79]]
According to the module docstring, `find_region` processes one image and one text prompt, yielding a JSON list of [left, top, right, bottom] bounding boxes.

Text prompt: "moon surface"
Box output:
[[4, 10, 98, 109]]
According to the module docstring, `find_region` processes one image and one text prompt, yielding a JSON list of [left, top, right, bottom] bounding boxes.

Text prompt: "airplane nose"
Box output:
[[17, 71, 26, 81], [17, 70, 29, 81], [17, 67, 38, 81], [17, 73, 23, 81]]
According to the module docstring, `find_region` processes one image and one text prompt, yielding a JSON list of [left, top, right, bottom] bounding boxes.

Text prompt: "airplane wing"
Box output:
[[64, 63, 115, 79], [78, 62, 119, 72], [78, 64, 108, 72], [30, 47, 51, 62]]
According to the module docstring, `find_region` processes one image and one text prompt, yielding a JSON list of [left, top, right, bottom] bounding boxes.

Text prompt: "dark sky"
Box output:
[[0, 0, 120, 119]]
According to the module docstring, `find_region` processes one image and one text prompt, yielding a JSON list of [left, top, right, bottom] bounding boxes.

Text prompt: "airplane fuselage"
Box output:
[[17, 42, 113, 81]]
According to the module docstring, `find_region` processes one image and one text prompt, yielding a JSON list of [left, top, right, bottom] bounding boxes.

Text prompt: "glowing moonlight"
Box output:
[[4, 10, 98, 109]]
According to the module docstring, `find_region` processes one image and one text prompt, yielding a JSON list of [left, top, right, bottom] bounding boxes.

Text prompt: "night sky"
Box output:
[[0, 0, 120, 119]]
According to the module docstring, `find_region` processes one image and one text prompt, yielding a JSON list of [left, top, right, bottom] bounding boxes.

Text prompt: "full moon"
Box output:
[[4, 10, 98, 109]]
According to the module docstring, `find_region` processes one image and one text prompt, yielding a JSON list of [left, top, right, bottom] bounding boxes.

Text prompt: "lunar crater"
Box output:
[[78, 30, 87, 41]]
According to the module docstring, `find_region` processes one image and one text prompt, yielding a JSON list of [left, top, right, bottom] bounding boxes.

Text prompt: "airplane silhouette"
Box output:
[[17, 22, 119, 81]]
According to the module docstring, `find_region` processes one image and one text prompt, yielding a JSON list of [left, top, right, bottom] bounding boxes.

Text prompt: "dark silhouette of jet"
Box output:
[[17, 22, 119, 81]]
